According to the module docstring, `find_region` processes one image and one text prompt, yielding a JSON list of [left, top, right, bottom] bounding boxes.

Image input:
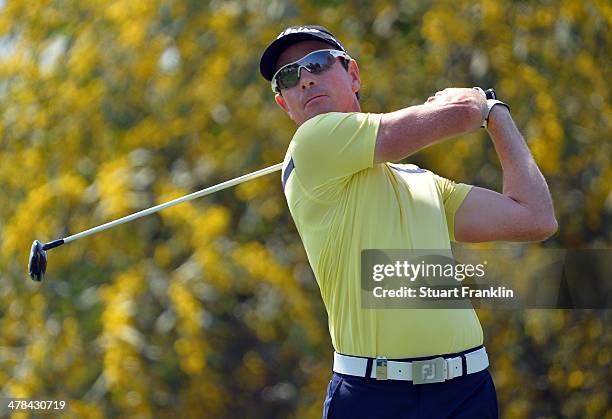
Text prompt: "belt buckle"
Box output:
[[375, 356, 388, 380], [412, 357, 447, 384]]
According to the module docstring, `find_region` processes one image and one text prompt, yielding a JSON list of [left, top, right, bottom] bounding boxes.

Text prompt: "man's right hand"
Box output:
[[425, 88, 488, 120]]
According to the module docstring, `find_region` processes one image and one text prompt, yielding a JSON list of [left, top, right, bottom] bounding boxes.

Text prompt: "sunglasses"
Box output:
[[271, 49, 351, 93]]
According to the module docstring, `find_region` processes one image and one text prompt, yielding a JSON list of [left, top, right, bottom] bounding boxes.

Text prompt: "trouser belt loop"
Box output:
[[460, 353, 467, 376], [364, 358, 374, 378]]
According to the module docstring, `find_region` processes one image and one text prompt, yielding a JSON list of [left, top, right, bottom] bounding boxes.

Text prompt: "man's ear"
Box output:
[[348, 59, 361, 95], [275, 93, 294, 119]]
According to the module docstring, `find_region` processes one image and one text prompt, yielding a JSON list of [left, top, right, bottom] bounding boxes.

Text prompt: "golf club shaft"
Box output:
[[43, 163, 283, 250]]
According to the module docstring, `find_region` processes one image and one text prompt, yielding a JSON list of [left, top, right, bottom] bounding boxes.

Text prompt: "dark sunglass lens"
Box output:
[[276, 65, 300, 89], [304, 51, 335, 74]]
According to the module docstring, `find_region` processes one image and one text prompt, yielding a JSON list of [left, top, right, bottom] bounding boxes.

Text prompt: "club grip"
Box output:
[[484, 89, 497, 100]]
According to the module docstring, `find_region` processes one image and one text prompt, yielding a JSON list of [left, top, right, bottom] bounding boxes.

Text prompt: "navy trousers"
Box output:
[[322, 359, 498, 418]]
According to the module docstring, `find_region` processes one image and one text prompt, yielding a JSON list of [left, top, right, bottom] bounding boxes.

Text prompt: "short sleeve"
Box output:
[[432, 174, 474, 241], [289, 112, 382, 199]]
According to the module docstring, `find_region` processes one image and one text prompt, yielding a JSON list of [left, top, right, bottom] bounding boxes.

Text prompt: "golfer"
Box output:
[[259, 26, 557, 418]]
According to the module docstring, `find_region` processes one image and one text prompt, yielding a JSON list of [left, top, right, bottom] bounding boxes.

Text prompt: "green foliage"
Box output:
[[0, 0, 609, 417]]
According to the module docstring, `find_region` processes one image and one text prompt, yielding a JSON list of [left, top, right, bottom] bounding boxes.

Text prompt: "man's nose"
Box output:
[[300, 68, 317, 89]]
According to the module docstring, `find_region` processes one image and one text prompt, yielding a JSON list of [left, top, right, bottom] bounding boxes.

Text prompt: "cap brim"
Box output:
[[259, 33, 342, 81]]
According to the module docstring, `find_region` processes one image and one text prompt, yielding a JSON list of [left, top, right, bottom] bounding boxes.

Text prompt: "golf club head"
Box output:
[[28, 240, 47, 282]]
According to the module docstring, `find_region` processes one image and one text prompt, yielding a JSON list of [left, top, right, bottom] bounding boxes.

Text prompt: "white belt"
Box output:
[[333, 347, 489, 384]]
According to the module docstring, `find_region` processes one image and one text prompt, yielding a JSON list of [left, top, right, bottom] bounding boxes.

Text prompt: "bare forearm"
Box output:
[[487, 106, 557, 229], [374, 89, 486, 164]]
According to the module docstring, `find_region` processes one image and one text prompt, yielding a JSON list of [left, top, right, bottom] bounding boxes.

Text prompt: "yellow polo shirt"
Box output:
[[282, 112, 483, 358]]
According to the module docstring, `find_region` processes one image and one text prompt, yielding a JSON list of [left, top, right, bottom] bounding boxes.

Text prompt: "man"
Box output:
[[259, 26, 557, 418]]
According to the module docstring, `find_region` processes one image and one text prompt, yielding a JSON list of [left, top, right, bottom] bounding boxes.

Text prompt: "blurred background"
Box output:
[[0, 0, 610, 417]]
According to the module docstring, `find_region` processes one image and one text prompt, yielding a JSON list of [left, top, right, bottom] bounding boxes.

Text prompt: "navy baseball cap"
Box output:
[[259, 25, 346, 81]]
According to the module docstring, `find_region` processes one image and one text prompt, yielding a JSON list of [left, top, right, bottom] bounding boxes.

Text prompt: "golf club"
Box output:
[[28, 163, 283, 282]]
